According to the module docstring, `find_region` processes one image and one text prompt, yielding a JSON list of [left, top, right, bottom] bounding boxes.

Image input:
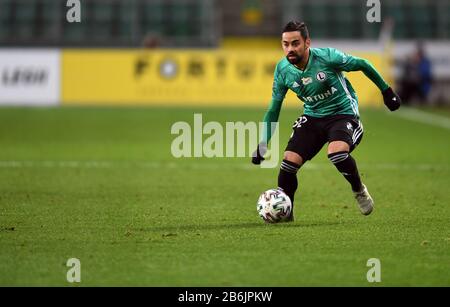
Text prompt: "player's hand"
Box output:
[[382, 87, 401, 111], [251, 142, 267, 165]]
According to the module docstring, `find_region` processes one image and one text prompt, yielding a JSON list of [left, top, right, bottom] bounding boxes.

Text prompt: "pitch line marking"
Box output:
[[390, 107, 450, 130], [0, 160, 447, 171]]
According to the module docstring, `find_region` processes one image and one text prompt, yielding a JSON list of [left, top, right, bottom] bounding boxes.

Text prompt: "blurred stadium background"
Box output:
[[0, 0, 449, 286], [0, 0, 449, 106]]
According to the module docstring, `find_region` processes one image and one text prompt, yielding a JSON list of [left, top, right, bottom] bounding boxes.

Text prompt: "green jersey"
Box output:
[[262, 47, 389, 143]]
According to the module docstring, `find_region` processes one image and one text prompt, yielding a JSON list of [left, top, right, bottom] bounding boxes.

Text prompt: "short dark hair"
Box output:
[[282, 21, 309, 40]]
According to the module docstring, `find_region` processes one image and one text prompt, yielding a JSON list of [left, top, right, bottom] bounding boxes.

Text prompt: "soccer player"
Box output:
[[252, 21, 401, 220]]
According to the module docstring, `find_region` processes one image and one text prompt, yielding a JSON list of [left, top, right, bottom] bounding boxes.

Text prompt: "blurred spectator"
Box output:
[[142, 32, 161, 49], [398, 43, 433, 105]]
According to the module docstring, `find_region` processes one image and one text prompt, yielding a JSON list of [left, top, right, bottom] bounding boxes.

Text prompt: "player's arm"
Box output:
[[252, 65, 287, 165], [262, 98, 283, 144], [252, 98, 283, 165], [329, 48, 401, 111]]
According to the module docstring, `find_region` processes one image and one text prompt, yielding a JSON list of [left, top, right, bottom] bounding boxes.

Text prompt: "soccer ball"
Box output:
[[257, 188, 292, 223]]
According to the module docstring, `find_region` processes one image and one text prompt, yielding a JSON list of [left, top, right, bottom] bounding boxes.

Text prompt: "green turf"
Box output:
[[0, 106, 449, 286]]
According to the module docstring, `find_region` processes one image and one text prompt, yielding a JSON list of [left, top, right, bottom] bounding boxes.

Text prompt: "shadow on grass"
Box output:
[[139, 220, 342, 233]]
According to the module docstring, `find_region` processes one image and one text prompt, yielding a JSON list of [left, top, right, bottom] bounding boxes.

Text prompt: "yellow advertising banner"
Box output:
[[62, 49, 386, 107]]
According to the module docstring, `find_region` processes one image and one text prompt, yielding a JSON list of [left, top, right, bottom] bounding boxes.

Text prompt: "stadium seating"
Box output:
[[0, 0, 448, 47]]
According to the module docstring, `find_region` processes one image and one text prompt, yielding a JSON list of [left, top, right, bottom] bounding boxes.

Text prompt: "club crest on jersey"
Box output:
[[316, 71, 327, 82], [301, 77, 312, 85]]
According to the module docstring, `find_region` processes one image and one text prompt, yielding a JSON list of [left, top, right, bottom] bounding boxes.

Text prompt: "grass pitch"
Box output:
[[0, 106, 449, 286]]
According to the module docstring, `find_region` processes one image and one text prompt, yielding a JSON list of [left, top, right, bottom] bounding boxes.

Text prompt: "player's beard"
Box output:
[[286, 52, 302, 65]]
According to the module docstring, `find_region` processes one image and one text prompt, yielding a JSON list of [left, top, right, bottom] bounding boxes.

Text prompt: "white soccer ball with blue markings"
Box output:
[[257, 188, 292, 223]]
